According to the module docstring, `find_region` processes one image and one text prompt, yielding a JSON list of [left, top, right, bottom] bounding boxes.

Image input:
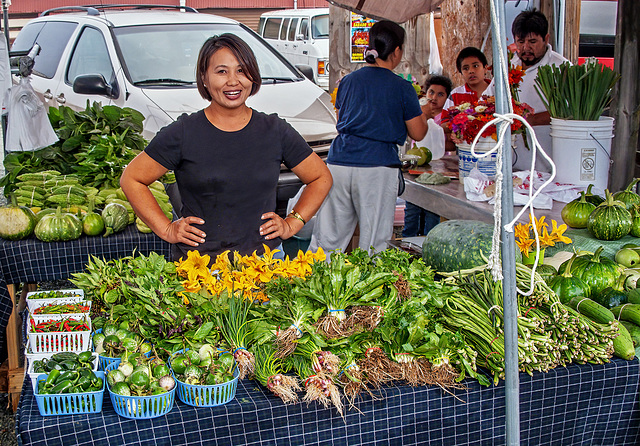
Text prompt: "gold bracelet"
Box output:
[[287, 210, 306, 225]]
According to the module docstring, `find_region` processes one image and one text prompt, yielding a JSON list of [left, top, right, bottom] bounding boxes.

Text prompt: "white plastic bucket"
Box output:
[[457, 138, 499, 183], [550, 116, 614, 190]]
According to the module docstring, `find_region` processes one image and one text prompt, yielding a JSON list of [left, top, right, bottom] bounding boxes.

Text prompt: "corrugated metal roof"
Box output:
[[3, 0, 327, 14]]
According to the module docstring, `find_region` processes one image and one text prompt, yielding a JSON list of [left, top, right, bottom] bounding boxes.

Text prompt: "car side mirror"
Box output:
[[295, 64, 314, 82], [296, 33, 305, 41], [72, 73, 119, 99]]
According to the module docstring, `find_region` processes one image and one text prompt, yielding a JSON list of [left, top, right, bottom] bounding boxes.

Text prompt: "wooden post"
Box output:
[[563, 0, 581, 63], [609, 0, 640, 191], [6, 283, 32, 411], [439, 0, 492, 85]]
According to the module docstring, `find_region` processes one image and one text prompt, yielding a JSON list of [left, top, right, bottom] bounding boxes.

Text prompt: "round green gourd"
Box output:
[[562, 246, 622, 298], [594, 274, 629, 309], [561, 191, 596, 228], [35, 208, 57, 224], [584, 184, 605, 206], [613, 178, 640, 210], [547, 255, 589, 304], [533, 263, 557, 284], [102, 202, 129, 237], [82, 197, 105, 236], [0, 195, 37, 240], [630, 205, 640, 237], [587, 189, 632, 241], [34, 207, 82, 242]]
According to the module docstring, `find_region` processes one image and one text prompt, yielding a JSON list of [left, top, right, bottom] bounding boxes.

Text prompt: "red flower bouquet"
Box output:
[[442, 96, 534, 144]]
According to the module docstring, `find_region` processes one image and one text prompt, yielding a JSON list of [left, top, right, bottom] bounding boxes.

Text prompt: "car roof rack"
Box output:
[[41, 4, 199, 17]]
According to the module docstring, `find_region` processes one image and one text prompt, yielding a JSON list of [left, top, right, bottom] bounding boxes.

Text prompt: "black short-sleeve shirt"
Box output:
[[145, 109, 312, 261]]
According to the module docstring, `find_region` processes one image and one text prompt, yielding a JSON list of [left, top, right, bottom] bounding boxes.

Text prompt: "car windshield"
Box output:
[[113, 23, 302, 84], [311, 15, 329, 39]]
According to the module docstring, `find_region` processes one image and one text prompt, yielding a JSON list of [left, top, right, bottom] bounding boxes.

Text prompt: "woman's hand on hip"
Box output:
[[260, 212, 299, 240], [164, 216, 206, 246]]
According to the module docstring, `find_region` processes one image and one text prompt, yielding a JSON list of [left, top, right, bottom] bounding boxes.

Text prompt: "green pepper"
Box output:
[[37, 380, 47, 395], [89, 377, 103, 391], [58, 359, 79, 371], [75, 376, 91, 391], [51, 379, 74, 394], [45, 369, 61, 386], [52, 352, 78, 363], [78, 351, 94, 364], [78, 367, 92, 379], [58, 370, 79, 384]]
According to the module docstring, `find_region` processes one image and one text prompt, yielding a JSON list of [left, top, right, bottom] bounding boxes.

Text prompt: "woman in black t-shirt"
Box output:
[[120, 34, 332, 262]]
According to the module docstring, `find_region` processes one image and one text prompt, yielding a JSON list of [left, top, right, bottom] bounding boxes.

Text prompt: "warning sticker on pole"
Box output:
[[581, 147, 596, 181]]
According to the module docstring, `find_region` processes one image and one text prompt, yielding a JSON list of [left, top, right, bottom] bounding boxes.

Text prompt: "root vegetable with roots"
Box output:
[[274, 324, 303, 359], [267, 374, 302, 404], [342, 306, 384, 333], [357, 347, 403, 387], [234, 347, 255, 379], [303, 374, 344, 416], [314, 309, 348, 339], [255, 345, 301, 404]]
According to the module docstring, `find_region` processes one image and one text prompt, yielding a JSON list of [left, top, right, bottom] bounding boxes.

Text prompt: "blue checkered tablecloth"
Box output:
[[16, 357, 640, 446], [0, 225, 171, 353]]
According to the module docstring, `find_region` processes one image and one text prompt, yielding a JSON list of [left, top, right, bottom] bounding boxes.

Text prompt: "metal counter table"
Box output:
[[400, 156, 564, 225], [0, 225, 171, 409], [16, 357, 640, 446]]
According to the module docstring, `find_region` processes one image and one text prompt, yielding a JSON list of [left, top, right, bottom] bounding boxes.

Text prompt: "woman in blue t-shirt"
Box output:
[[120, 34, 332, 262], [309, 20, 429, 254]]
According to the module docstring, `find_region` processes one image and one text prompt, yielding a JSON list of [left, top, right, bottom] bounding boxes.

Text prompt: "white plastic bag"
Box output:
[[5, 76, 58, 152], [414, 118, 445, 160]]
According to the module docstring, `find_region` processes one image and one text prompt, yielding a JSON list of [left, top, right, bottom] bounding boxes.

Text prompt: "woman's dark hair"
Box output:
[[364, 20, 405, 64], [196, 33, 261, 100], [455, 47, 488, 72], [512, 9, 548, 40], [425, 75, 453, 97]]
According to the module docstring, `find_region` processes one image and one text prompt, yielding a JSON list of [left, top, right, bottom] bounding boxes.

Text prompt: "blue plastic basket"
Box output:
[[169, 349, 239, 407], [105, 363, 175, 419], [34, 371, 105, 416]]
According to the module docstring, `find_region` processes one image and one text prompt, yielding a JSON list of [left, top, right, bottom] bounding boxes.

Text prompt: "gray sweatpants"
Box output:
[[309, 164, 398, 254]]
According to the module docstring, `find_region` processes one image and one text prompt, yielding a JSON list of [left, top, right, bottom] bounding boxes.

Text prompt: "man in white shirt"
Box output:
[[487, 9, 569, 171]]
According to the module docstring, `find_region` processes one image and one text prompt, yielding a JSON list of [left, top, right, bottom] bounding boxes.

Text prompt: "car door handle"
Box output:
[[303, 50, 308, 55], [43, 89, 53, 100], [55, 93, 66, 104]]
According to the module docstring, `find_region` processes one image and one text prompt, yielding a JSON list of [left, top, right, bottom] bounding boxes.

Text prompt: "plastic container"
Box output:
[[24, 339, 92, 373], [169, 348, 238, 407], [27, 315, 91, 354], [457, 137, 499, 183], [105, 363, 175, 419], [93, 329, 152, 371], [550, 116, 614, 190], [26, 289, 85, 314], [28, 353, 100, 392], [33, 371, 105, 416], [28, 299, 91, 316]]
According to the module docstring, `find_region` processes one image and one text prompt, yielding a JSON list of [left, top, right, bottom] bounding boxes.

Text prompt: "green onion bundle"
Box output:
[[534, 59, 620, 120], [254, 345, 301, 404]]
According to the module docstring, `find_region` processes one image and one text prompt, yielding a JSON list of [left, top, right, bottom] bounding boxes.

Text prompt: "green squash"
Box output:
[[82, 197, 105, 236], [562, 246, 622, 298], [35, 208, 57, 224], [630, 205, 640, 237], [561, 191, 596, 228], [0, 195, 37, 240], [595, 274, 628, 309], [102, 202, 129, 237], [548, 255, 589, 304], [613, 178, 640, 210], [587, 189, 632, 241], [584, 184, 605, 206], [34, 207, 82, 242]]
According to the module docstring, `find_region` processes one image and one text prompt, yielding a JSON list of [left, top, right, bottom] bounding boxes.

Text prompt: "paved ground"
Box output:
[[0, 393, 17, 446]]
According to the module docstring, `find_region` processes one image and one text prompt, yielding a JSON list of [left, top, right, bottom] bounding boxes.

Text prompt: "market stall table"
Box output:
[[0, 225, 170, 409], [16, 357, 640, 445], [400, 155, 565, 225]]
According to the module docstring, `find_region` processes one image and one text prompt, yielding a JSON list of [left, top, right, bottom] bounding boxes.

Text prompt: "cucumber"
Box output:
[[567, 296, 615, 324], [611, 304, 640, 326], [613, 324, 635, 360]]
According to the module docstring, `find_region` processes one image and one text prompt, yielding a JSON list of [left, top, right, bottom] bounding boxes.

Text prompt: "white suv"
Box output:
[[11, 5, 337, 214]]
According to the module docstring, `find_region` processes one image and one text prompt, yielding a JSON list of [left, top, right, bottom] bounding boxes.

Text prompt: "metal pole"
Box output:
[[2, 0, 8, 45], [489, 0, 519, 444]]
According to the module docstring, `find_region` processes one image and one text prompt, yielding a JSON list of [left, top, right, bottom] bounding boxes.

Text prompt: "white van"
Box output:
[[258, 8, 330, 91], [11, 5, 337, 215]]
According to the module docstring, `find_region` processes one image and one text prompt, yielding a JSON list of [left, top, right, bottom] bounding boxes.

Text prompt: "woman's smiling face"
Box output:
[[203, 47, 253, 109]]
